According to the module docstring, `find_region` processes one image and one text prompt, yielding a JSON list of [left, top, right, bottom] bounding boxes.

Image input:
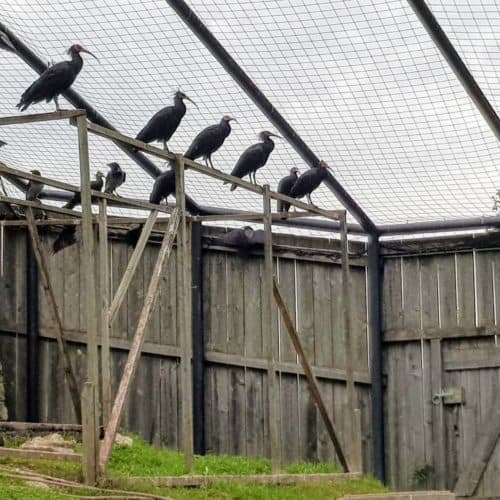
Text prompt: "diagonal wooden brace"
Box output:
[[273, 277, 351, 472], [25, 208, 82, 423], [99, 208, 180, 475]]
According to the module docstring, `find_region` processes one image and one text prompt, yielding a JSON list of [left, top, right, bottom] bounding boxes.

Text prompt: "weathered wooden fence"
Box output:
[[383, 240, 500, 496], [0, 226, 373, 468]]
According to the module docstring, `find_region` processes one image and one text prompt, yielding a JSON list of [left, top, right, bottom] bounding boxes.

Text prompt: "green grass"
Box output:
[[0, 434, 389, 499]]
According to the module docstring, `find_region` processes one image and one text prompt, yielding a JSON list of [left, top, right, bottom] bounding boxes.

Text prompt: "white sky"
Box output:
[[1, 0, 500, 226]]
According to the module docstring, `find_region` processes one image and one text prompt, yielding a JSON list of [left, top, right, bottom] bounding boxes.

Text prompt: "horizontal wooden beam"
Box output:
[[0, 422, 83, 432], [107, 472, 361, 488], [0, 110, 85, 126], [0, 447, 82, 463], [444, 346, 500, 371], [0, 196, 78, 218], [205, 351, 371, 385], [383, 324, 499, 342]]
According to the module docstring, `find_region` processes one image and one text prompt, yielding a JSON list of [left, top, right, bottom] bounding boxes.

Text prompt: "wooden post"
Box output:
[[77, 114, 99, 482], [340, 213, 362, 471], [99, 209, 180, 475], [108, 209, 159, 324], [99, 199, 111, 426], [273, 278, 351, 472], [24, 208, 81, 423], [262, 185, 281, 474], [82, 382, 98, 485], [175, 155, 194, 472]]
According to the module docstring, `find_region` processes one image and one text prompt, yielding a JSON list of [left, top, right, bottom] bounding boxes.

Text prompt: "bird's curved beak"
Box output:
[[228, 117, 238, 123], [184, 95, 200, 110], [80, 47, 99, 62], [269, 132, 282, 139]]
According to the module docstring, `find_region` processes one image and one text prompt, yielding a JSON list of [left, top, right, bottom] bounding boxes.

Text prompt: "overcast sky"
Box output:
[[1, 0, 500, 226]]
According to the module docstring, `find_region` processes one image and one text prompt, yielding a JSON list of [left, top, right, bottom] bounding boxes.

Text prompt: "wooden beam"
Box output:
[[0, 447, 82, 463], [0, 110, 85, 126], [273, 278, 351, 472], [99, 199, 112, 426], [384, 324, 499, 342], [0, 195, 79, 218], [77, 114, 99, 483], [444, 346, 500, 371], [454, 389, 500, 496], [340, 214, 361, 471], [108, 210, 159, 324], [107, 472, 361, 488], [82, 382, 98, 485], [175, 156, 194, 472], [25, 208, 81, 423], [99, 208, 180, 475], [262, 185, 281, 473], [0, 422, 83, 432]]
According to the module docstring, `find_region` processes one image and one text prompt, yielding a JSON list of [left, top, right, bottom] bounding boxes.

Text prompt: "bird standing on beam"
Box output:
[[26, 169, 44, 201], [277, 167, 300, 213], [104, 162, 126, 195], [136, 91, 197, 152], [16, 44, 98, 112], [226, 131, 281, 191], [289, 161, 331, 206], [184, 115, 236, 169], [63, 170, 105, 209]]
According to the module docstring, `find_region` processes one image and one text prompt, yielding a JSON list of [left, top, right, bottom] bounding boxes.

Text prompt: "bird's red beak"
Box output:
[[80, 47, 99, 61]]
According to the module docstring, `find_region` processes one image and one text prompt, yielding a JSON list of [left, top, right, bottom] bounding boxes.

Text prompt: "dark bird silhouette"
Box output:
[[26, 169, 44, 201], [289, 161, 331, 206], [277, 167, 300, 213], [136, 91, 197, 152], [212, 226, 264, 257], [226, 131, 281, 191], [104, 162, 126, 195], [0, 30, 15, 53], [64, 170, 105, 209], [0, 140, 6, 148], [184, 115, 235, 168], [52, 225, 81, 254], [16, 44, 98, 112], [150, 168, 176, 204]]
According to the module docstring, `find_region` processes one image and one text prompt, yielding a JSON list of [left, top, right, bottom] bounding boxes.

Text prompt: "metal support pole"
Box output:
[[175, 156, 194, 472], [191, 221, 205, 455], [367, 233, 385, 483], [26, 234, 39, 423], [340, 213, 362, 471], [262, 184, 281, 473], [99, 199, 111, 427], [408, 0, 500, 143], [77, 114, 99, 483]]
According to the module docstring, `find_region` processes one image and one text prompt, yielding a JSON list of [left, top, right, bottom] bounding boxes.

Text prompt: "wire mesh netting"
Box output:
[[1, 0, 499, 227]]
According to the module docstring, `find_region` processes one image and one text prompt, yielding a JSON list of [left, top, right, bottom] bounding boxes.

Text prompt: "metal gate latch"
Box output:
[[432, 387, 465, 405]]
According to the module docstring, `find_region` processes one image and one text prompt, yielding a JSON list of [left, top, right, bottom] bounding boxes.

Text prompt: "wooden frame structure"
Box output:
[[0, 110, 361, 484]]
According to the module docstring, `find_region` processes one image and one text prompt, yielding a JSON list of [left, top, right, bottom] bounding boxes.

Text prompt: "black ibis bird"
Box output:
[[63, 170, 105, 209], [52, 225, 81, 254], [136, 91, 197, 152], [104, 162, 126, 195], [184, 115, 236, 168], [277, 167, 300, 212], [289, 161, 331, 206], [226, 131, 281, 191], [16, 44, 98, 112], [26, 169, 44, 201], [212, 226, 264, 257]]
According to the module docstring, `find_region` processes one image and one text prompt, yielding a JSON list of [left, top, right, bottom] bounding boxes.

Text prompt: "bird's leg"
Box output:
[[208, 156, 215, 169], [307, 193, 318, 208], [204, 156, 210, 168], [54, 97, 61, 112], [163, 140, 169, 152], [253, 171, 258, 185]]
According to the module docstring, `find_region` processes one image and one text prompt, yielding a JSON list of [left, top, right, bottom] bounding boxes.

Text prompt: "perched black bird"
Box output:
[[0, 140, 6, 148], [277, 167, 300, 213], [16, 44, 98, 112], [150, 168, 176, 204], [289, 161, 331, 206], [213, 226, 264, 256], [227, 131, 281, 191], [104, 162, 126, 195], [136, 91, 197, 152], [52, 225, 81, 254], [64, 170, 105, 209], [26, 169, 44, 201], [184, 115, 235, 168]]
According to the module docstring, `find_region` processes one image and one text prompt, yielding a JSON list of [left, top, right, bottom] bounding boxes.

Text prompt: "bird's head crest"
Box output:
[[95, 170, 105, 178], [222, 115, 236, 123], [290, 167, 300, 175], [259, 130, 282, 140]]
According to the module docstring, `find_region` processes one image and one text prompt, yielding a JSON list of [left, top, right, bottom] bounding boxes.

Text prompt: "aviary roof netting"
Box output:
[[0, 0, 499, 226]]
